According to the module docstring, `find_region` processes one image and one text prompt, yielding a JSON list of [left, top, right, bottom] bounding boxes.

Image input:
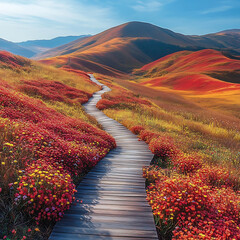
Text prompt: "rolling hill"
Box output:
[[17, 35, 90, 55], [36, 22, 240, 75], [0, 38, 35, 58], [133, 49, 240, 92]]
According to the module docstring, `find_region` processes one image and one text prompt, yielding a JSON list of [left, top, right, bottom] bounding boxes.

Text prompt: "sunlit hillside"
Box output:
[[131, 49, 240, 118], [134, 49, 240, 89]]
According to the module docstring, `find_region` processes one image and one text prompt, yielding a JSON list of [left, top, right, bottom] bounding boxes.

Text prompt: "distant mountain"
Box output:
[[37, 22, 203, 74], [36, 22, 240, 74], [190, 30, 240, 52], [36, 22, 198, 59], [134, 49, 240, 92], [0, 38, 35, 58], [17, 35, 90, 55], [217, 29, 240, 34]]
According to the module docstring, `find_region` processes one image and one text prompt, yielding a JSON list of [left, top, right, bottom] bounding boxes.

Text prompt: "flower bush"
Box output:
[[15, 160, 76, 223], [196, 165, 240, 190], [19, 79, 91, 104], [172, 153, 203, 174], [139, 130, 160, 144], [145, 168, 240, 239], [96, 88, 152, 111], [142, 130, 240, 239], [130, 125, 145, 135], [149, 136, 179, 160]]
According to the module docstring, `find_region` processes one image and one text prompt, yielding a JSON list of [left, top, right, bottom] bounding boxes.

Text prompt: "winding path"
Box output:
[[49, 74, 158, 240]]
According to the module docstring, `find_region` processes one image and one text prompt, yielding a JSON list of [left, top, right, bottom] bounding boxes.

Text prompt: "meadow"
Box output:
[[95, 72, 240, 239], [1, 48, 240, 240], [0, 51, 116, 240]]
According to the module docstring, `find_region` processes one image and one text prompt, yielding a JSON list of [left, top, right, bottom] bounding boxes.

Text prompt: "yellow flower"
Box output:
[[1, 162, 5, 165], [35, 228, 40, 232], [4, 142, 14, 147]]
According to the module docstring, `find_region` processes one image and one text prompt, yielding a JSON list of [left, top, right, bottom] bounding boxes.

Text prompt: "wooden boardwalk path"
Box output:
[[49, 74, 158, 240]]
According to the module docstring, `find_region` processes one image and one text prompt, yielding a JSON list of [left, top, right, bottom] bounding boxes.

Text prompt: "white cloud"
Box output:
[[132, 0, 175, 12], [0, 0, 112, 25], [0, 0, 119, 41], [201, 5, 232, 14]]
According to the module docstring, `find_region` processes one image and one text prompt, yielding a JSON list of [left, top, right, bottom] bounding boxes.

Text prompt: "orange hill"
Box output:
[[134, 49, 240, 92]]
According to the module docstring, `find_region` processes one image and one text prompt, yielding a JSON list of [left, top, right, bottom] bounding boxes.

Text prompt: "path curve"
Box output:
[[49, 74, 158, 240]]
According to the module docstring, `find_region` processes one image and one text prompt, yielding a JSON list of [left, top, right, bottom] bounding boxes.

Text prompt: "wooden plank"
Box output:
[[50, 232, 152, 240], [58, 213, 155, 224], [56, 220, 156, 231], [53, 225, 157, 238], [72, 199, 149, 207], [74, 195, 147, 202]]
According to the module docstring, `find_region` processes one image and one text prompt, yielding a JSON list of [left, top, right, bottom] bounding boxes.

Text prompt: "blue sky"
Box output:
[[0, 0, 239, 42]]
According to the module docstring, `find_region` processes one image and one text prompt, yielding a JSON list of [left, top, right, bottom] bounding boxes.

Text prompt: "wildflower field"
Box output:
[[0, 52, 116, 240], [95, 73, 240, 239]]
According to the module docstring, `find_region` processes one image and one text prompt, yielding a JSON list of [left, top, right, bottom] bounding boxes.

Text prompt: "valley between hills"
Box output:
[[0, 21, 240, 240]]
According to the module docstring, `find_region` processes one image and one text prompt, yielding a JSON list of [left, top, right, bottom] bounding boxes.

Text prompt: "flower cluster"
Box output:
[[19, 79, 91, 104], [149, 136, 179, 160], [142, 132, 240, 239], [15, 161, 76, 223], [144, 169, 240, 239], [139, 130, 160, 144], [130, 125, 145, 135], [172, 153, 203, 174], [196, 165, 240, 190]]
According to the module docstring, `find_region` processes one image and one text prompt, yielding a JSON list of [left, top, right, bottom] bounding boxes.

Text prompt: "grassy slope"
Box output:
[[135, 49, 240, 89], [0, 51, 116, 240], [96, 73, 240, 159], [133, 49, 240, 117]]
